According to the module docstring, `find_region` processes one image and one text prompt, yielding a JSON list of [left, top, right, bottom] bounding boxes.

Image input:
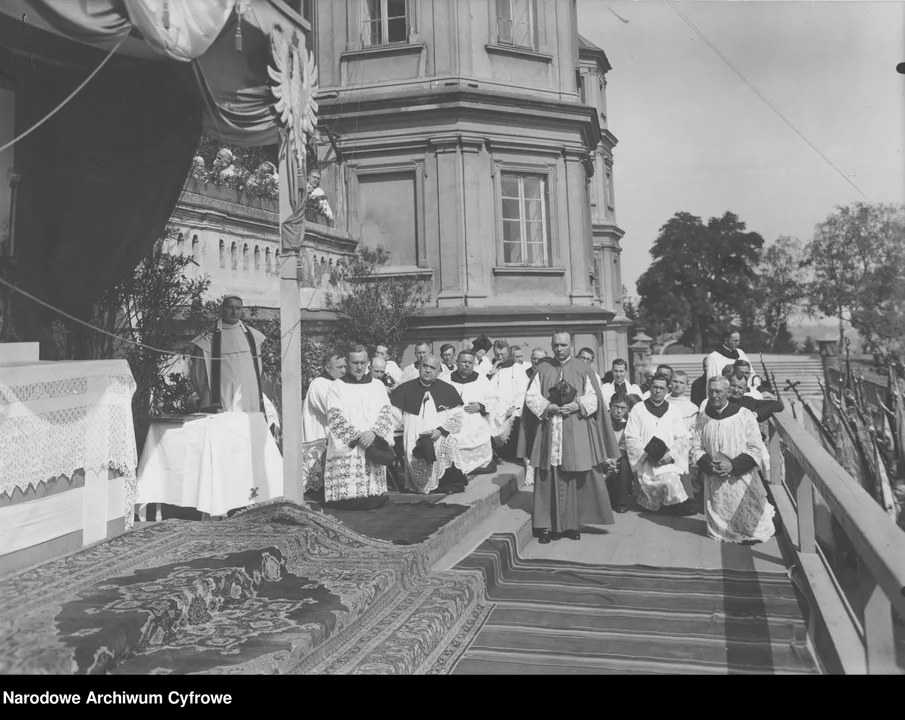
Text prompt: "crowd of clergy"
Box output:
[[295, 325, 785, 546]]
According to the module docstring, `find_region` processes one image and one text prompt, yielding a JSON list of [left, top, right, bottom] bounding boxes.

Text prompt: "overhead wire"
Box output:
[[666, 0, 872, 202]]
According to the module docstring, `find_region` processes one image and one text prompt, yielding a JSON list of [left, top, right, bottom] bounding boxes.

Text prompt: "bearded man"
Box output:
[[519, 331, 619, 543], [392, 355, 468, 494], [447, 350, 496, 475], [691, 376, 776, 544]]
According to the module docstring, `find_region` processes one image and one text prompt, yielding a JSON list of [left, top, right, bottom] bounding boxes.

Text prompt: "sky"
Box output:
[[577, 0, 905, 304]]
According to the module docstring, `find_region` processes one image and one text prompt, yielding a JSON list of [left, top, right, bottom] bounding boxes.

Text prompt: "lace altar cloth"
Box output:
[[0, 361, 138, 530]]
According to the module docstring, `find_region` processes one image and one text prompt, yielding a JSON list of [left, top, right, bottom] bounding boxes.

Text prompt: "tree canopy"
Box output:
[[804, 202, 905, 361], [636, 211, 764, 352]]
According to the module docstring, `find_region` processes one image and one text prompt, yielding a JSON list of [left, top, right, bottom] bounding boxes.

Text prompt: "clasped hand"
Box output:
[[419, 428, 443, 442], [656, 453, 674, 467], [464, 402, 482, 414], [357, 430, 376, 449], [712, 459, 733, 476], [548, 402, 579, 418]]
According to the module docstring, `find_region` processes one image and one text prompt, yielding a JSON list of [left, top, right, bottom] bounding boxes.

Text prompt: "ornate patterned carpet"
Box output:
[[445, 534, 820, 675], [0, 501, 490, 675]]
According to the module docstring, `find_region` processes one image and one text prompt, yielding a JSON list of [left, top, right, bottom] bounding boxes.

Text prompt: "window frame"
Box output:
[[494, 0, 538, 51], [361, 0, 410, 49], [497, 169, 554, 269]]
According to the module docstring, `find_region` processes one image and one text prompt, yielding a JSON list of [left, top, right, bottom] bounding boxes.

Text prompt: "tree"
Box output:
[[805, 202, 905, 360], [801, 336, 818, 355], [752, 235, 808, 352], [327, 246, 431, 360], [636, 211, 765, 352]]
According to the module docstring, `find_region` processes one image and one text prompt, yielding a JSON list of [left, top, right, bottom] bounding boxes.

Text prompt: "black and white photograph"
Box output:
[[0, 0, 903, 682]]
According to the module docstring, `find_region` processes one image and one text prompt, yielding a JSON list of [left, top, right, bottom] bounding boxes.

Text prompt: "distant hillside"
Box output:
[[788, 322, 860, 345]]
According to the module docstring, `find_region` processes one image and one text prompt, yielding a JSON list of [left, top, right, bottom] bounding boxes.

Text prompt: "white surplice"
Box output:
[[705, 348, 751, 382], [691, 405, 776, 543], [601, 380, 643, 408], [324, 379, 396, 502], [624, 400, 691, 511], [395, 390, 464, 494], [300, 376, 334, 491], [447, 372, 495, 474], [488, 363, 529, 443], [400, 362, 421, 383]]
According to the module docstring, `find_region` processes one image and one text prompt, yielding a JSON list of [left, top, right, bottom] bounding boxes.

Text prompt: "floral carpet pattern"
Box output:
[[0, 501, 488, 675]]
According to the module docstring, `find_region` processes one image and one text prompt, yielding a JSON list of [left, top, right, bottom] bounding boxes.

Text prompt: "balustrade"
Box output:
[[767, 410, 905, 674]]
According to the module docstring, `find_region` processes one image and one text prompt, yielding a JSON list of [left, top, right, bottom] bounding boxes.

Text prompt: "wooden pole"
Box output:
[[279, 141, 303, 506]]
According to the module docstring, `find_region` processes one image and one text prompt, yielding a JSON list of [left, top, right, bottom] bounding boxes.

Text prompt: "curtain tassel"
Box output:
[[235, 7, 243, 52], [162, 1, 170, 30]]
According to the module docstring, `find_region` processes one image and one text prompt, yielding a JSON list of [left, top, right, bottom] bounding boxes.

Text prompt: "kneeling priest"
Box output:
[[392, 356, 468, 494], [324, 346, 396, 510]]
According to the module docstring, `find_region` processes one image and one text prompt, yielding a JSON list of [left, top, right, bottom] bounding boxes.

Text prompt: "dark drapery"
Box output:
[[0, 2, 304, 356]]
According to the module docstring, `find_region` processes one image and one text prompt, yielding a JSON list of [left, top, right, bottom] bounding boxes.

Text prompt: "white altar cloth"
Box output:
[[136, 412, 283, 517], [0, 360, 138, 529]]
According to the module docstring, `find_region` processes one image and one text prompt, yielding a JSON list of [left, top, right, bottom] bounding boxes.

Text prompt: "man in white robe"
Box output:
[[601, 358, 643, 408], [375, 344, 402, 386], [189, 295, 276, 426], [439, 344, 458, 380], [324, 346, 397, 510], [300, 350, 346, 493], [400, 342, 431, 383], [732, 359, 763, 398], [391, 355, 467, 495], [691, 376, 776, 544], [705, 329, 751, 380], [666, 370, 701, 499], [472, 335, 494, 376], [512, 346, 526, 367], [486, 339, 529, 460], [447, 350, 496, 475], [577, 346, 603, 385], [624, 373, 694, 515]]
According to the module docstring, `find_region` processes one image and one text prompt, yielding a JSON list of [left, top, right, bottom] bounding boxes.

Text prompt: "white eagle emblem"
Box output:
[[268, 25, 319, 170]]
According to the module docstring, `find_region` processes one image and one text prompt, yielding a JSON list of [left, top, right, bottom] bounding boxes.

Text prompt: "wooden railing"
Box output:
[[767, 409, 905, 674]]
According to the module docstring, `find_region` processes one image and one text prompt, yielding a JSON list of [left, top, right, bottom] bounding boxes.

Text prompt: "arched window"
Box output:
[[265, 247, 272, 274], [176, 232, 184, 255], [192, 234, 200, 258], [219, 239, 226, 269], [254, 246, 260, 272], [231, 242, 238, 271], [243, 243, 250, 272], [275, 249, 280, 270]]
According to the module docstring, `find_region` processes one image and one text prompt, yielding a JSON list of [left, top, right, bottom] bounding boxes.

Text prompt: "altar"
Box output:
[[136, 412, 283, 518], [0, 350, 138, 577]]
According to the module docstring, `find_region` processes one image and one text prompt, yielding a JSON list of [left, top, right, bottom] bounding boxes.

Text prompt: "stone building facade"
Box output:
[[306, 0, 629, 371]]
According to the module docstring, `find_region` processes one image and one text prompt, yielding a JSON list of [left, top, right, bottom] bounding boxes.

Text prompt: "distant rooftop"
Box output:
[[578, 34, 612, 74]]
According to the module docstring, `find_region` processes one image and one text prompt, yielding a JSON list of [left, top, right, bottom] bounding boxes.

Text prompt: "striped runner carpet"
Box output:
[[449, 533, 819, 674]]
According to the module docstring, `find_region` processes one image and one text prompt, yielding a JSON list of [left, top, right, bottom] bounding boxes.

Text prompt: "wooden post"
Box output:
[[797, 473, 816, 553], [769, 428, 783, 486], [859, 558, 897, 674], [279, 142, 303, 505]]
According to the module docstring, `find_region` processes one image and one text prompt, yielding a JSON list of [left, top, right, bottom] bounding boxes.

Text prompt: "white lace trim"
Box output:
[[0, 369, 138, 530]]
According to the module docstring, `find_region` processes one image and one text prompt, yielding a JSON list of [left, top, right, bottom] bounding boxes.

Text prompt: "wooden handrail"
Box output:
[[771, 409, 905, 620]]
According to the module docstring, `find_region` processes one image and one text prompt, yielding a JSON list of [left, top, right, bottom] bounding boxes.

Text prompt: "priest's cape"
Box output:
[[300, 371, 335, 492], [447, 370, 495, 474], [624, 399, 692, 511], [324, 374, 396, 503], [391, 378, 465, 494], [691, 401, 776, 543], [516, 357, 619, 533]]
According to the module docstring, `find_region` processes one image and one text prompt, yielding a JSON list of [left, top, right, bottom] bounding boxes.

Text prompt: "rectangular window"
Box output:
[[577, 70, 585, 104], [362, 0, 409, 47], [606, 169, 614, 208], [496, 0, 535, 49], [358, 171, 418, 266], [500, 172, 549, 267]]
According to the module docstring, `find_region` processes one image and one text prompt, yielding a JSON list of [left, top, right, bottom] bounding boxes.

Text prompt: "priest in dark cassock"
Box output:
[[692, 376, 776, 544], [518, 331, 620, 543], [391, 355, 469, 494], [690, 357, 710, 407], [324, 346, 396, 510]]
